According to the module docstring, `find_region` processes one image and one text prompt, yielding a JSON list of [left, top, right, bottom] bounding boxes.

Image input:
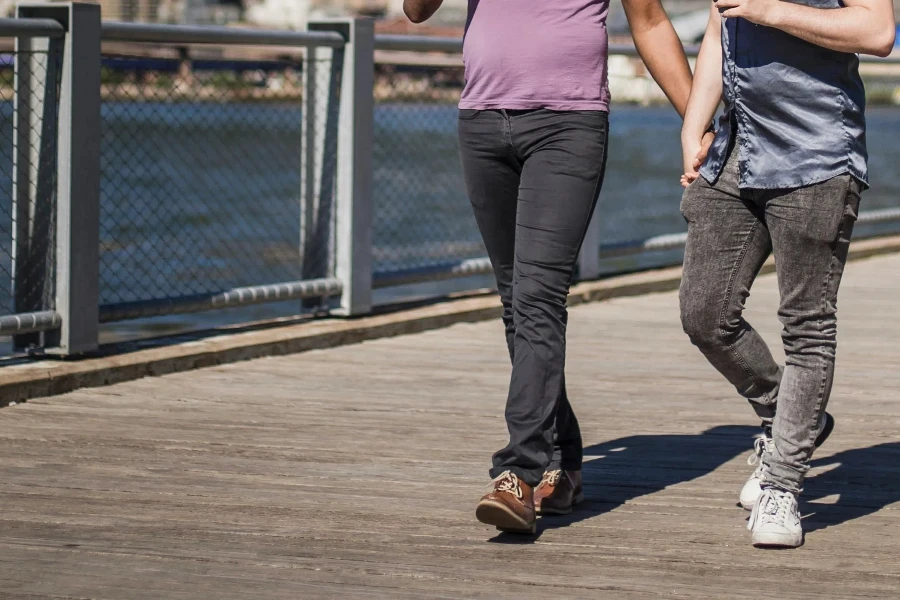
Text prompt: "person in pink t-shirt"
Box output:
[[405, 0, 712, 534]]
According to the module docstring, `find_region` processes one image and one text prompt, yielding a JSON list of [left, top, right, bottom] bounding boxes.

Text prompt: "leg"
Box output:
[[762, 176, 861, 493], [679, 150, 782, 423], [457, 108, 520, 360], [549, 372, 583, 472], [490, 110, 608, 486], [458, 110, 582, 477]]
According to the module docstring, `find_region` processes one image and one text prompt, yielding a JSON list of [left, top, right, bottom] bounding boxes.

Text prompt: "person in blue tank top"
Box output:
[[680, 0, 895, 548]]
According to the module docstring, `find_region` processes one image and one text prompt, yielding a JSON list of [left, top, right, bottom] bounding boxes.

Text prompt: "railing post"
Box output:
[[11, 7, 61, 351], [19, 3, 102, 354], [307, 18, 374, 316]]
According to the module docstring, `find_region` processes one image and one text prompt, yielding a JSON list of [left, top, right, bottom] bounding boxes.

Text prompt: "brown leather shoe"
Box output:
[[475, 471, 536, 534], [534, 469, 583, 515]]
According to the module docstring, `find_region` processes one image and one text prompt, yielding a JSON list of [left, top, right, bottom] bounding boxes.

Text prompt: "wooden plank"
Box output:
[[1, 253, 899, 598]]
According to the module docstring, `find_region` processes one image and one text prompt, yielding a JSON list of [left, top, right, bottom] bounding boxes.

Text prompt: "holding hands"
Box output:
[[681, 130, 716, 188]]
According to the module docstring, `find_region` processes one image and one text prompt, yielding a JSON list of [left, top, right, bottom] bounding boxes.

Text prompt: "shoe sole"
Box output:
[[475, 499, 536, 534], [740, 413, 836, 512], [535, 491, 585, 516], [752, 532, 804, 548]]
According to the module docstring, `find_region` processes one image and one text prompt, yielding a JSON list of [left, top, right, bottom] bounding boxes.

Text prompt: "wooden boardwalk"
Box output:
[[2, 253, 900, 599]]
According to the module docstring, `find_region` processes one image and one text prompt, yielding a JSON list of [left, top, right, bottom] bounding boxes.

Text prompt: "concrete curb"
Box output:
[[3, 234, 900, 404]]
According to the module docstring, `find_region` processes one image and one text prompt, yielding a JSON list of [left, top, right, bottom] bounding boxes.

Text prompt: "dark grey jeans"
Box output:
[[680, 147, 861, 493], [457, 108, 609, 486]]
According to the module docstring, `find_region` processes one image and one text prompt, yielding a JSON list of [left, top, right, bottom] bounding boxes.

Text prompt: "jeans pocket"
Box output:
[[770, 175, 853, 244], [458, 109, 481, 120], [680, 179, 702, 221]]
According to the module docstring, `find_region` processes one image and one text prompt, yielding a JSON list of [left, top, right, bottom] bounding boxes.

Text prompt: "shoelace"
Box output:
[[541, 469, 563, 488], [489, 471, 523, 500], [748, 488, 797, 531], [747, 432, 774, 467]]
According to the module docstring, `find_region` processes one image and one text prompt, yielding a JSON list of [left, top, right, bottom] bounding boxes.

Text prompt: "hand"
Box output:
[[681, 172, 700, 188], [693, 130, 716, 171], [681, 142, 700, 188], [680, 130, 715, 188], [714, 0, 784, 26]]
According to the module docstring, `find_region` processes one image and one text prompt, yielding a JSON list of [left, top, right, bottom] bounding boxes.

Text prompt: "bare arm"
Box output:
[[622, 0, 693, 117], [681, 3, 723, 186], [403, 0, 444, 23], [716, 0, 895, 57]]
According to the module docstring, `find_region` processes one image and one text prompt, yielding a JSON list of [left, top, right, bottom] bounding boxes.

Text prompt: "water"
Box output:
[[3, 103, 900, 349]]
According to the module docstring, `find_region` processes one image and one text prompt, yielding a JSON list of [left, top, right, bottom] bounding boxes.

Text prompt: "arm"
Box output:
[[622, 0, 693, 117], [716, 0, 896, 57], [681, 4, 723, 187], [403, 0, 444, 23]]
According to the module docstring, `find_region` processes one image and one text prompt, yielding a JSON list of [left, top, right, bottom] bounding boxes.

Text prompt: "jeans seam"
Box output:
[[803, 180, 853, 465], [717, 218, 767, 399], [552, 126, 608, 472]]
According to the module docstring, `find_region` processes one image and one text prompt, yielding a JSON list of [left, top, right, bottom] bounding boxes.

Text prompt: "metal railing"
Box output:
[[0, 5, 363, 355], [1, 5, 899, 358]]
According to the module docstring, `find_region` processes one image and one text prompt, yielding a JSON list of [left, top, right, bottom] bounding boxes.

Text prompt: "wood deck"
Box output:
[[2, 253, 899, 599]]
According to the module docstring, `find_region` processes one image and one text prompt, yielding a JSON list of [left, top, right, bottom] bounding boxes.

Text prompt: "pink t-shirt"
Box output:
[[459, 0, 611, 111]]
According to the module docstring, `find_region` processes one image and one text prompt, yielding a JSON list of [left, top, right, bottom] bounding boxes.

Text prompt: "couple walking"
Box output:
[[404, 0, 895, 548]]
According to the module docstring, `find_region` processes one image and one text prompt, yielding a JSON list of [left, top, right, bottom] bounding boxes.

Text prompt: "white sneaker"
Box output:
[[739, 430, 772, 510], [739, 412, 835, 511], [748, 487, 803, 548]]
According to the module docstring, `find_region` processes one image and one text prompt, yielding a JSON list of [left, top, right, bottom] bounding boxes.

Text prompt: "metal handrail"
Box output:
[[0, 311, 62, 336], [373, 33, 900, 65], [0, 17, 64, 38], [374, 34, 462, 53], [101, 21, 346, 48], [98, 278, 344, 323], [598, 207, 900, 259], [372, 207, 900, 289]]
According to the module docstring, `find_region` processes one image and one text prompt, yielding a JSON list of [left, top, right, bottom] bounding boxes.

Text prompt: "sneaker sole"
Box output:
[[740, 412, 836, 512], [535, 491, 585, 516], [475, 499, 536, 534], [752, 531, 804, 548]]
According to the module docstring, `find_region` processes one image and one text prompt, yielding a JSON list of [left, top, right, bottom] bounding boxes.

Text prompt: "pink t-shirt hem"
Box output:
[[458, 99, 610, 112]]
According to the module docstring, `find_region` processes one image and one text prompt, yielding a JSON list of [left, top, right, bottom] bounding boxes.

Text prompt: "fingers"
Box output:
[[693, 131, 716, 169], [680, 172, 699, 188]]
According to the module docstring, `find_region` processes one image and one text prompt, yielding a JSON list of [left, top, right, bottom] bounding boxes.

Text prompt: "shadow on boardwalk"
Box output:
[[492, 429, 900, 543], [804, 442, 900, 533], [491, 425, 757, 543]]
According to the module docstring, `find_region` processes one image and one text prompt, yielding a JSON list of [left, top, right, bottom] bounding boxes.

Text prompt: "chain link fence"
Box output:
[[372, 62, 485, 278], [98, 52, 337, 317], [0, 46, 61, 347]]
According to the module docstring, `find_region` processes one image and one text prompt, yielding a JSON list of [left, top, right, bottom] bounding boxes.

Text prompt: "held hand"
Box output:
[[681, 142, 701, 189], [693, 130, 716, 171], [681, 172, 700, 188], [714, 0, 783, 26], [681, 130, 715, 188]]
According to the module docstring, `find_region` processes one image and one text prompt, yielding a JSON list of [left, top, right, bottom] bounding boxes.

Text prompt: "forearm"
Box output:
[[624, 2, 693, 117], [768, 3, 895, 57], [682, 13, 723, 149], [403, 0, 444, 23]]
